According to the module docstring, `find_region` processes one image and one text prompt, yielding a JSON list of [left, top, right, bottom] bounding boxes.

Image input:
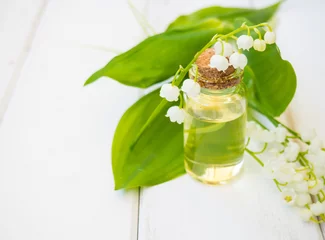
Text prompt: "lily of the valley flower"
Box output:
[[299, 208, 313, 221], [264, 31, 276, 44], [309, 137, 324, 153], [181, 79, 201, 98], [253, 39, 266, 52], [295, 193, 312, 207], [160, 84, 180, 102], [166, 106, 185, 124], [272, 125, 288, 143], [214, 41, 233, 57], [310, 202, 325, 216], [283, 142, 300, 162], [301, 128, 317, 142], [282, 188, 296, 205], [292, 181, 309, 193], [210, 55, 229, 71], [237, 35, 254, 50], [273, 162, 296, 183], [308, 179, 324, 195], [229, 52, 247, 70]]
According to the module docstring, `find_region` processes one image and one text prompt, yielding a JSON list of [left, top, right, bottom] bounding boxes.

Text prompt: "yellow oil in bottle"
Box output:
[[184, 88, 246, 184]]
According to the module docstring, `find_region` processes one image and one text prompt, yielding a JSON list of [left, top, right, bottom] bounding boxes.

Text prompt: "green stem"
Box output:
[[251, 143, 268, 154], [274, 179, 288, 186], [179, 93, 184, 108], [245, 148, 264, 167], [252, 116, 268, 130], [245, 137, 251, 147], [273, 179, 282, 192]]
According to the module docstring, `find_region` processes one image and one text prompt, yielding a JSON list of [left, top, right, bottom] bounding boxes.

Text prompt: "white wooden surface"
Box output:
[[0, 0, 324, 240]]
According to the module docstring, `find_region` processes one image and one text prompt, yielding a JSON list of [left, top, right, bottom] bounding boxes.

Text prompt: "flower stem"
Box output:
[[245, 148, 264, 167], [251, 143, 268, 154]]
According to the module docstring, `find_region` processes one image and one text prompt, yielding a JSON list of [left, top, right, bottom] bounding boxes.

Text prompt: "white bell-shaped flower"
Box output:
[[253, 39, 266, 52], [264, 31, 276, 44], [237, 35, 254, 50], [266, 142, 285, 153], [181, 79, 201, 98], [281, 188, 296, 205], [310, 201, 325, 216], [292, 181, 309, 193], [229, 52, 247, 70], [210, 55, 229, 71], [273, 125, 287, 143], [309, 137, 323, 153], [160, 84, 180, 102], [253, 129, 275, 143], [283, 142, 300, 162], [308, 179, 324, 195], [166, 106, 185, 124], [214, 41, 233, 57], [295, 193, 312, 207], [292, 172, 307, 182], [301, 128, 317, 142], [273, 162, 296, 183], [314, 165, 325, 178], [299, 208, 313, 221]]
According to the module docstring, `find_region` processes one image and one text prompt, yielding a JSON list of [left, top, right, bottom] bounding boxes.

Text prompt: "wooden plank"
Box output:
[[138, 1, 324, 239], [268, 0, 325, 237], [0, 0, 149, 239], [0, 0, 45, 120]]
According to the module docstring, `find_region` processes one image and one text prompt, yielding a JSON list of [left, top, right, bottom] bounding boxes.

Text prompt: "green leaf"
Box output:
[[112, 89, 184, 190], [167, 1, 282, 31], [85, 20, 232, 88], [244, 44, 297, 116]]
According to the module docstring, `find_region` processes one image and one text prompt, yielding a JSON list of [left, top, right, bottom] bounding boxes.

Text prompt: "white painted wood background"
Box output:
[[0, 0, 324, 239]]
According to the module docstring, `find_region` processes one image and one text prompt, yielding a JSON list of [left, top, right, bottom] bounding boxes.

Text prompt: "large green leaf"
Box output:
[[167, 1, 281, 31], [244, 44, 296, 116], [112, 89, 184, 190], [85, 20, 232, 88]]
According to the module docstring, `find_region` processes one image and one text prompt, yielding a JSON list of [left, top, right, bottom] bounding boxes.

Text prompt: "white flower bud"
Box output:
[[299, 208, 313, 221], [301, 128, 317, 142], [181, 79, 201, 98], [284, 142, 300, 162], [214, 41, 233, 57], [253, 39, 266, 52], [310, 201, 325, 216], [264, 31, 276, 44], [237, 35, 254, 50], [295, 193, 312, 207], [273, 125, 287, 143], [309, 137, 323, 153], [292, 172, 307, 182], [229, 52, 247, 70], [159, 84, 180, 102], [165, 106, 185, 124], [210, 55, 229, 71], [308, 179, 324, 195], [273, 163, 296, 183], [292, 181, 309, 193]]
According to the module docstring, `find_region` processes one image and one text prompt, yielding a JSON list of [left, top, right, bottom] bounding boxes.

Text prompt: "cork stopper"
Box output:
[[192, 48, 242, 90]]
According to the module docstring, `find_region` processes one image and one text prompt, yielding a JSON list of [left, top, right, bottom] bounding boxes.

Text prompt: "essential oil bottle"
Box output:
[[184, 48, 247, 184]]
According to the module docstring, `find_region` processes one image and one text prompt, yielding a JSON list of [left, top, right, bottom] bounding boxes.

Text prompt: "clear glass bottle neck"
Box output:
[[199, 85, 239, 96]]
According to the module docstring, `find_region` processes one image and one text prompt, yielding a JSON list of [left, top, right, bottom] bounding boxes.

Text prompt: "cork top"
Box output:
[[192, 48, 242, 90]]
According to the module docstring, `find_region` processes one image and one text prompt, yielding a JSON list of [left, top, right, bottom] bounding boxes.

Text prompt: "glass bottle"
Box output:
[[183, 49, 247, 184]]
